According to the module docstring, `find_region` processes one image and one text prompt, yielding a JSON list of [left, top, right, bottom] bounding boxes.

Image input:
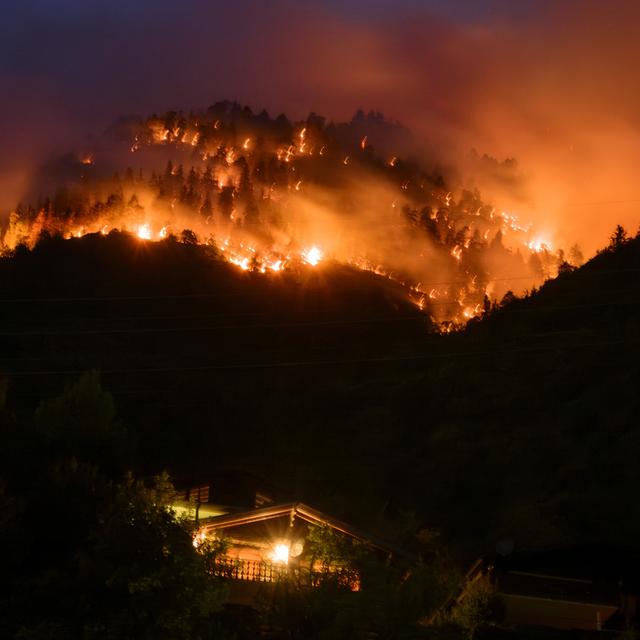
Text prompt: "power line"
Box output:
[[0, 265, 638, 305], [0, 314, 429, 336], [2, 337, 635, 378], [1, 294, 639, 337]]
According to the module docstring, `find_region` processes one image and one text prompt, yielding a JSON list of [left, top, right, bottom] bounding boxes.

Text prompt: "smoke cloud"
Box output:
[[1, 0, 639, 255]]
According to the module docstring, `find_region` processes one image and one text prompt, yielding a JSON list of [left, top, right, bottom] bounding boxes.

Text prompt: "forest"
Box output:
[[1, 101, 639, 638], [1, 223, 639, 637]]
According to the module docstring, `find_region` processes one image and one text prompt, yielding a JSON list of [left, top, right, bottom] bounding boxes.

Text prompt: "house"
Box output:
[[171, 470, 276, 522], [191, 502, 406, 605], [493, 548, 640, 631], [454, 548, 640, 632]]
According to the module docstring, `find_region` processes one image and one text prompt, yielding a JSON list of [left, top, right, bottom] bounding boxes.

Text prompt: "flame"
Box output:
[[2, 108, 566, 332], [527, 236, 552, 252], [462, 304, 481, 319], [137, 224, 152, 240], [229, 256, 250, 271], [302, 246, 323, 266]]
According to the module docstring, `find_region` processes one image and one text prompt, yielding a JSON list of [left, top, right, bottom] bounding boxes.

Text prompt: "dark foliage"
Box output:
[[1, 229, 639, 558]]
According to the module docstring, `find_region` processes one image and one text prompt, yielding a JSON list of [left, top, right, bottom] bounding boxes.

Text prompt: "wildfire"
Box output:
[[302, 246, 323, 266], [0, 104, 570, 331], [136, 224, 152, 240], [463, 304, 481, 319], [527, 237, 552, 252]]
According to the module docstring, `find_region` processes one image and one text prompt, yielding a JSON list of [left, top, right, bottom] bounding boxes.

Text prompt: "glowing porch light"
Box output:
[[271, 542, 290, 564], [193, 530, 206, 548]]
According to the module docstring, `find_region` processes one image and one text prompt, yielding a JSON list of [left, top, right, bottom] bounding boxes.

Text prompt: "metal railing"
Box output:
[[212, 557, 288, 582], [212, 557, 360, 590]]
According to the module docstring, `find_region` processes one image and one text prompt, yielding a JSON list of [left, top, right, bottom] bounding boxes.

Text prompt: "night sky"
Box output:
[[2, 0, 639, 252]]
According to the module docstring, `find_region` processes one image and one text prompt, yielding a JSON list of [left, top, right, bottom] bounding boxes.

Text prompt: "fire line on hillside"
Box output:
[[1, 103, 571, 328]]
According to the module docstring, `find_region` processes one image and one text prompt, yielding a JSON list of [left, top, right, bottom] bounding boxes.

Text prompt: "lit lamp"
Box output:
[[192, 530, 206, 548], [271, 542, 290, 564]]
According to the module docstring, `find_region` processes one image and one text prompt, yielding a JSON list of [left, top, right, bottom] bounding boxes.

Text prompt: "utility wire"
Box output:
[[0, 265, 639, 305], [1, 295, 639, 337], [2, 337, 635, 378]]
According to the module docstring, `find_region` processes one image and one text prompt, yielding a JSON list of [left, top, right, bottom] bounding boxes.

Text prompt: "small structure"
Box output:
[[171, 470, 276, 522], [193, 502, 404, 604], [453, 548, 640, 632], [495, 567, 620, 630]]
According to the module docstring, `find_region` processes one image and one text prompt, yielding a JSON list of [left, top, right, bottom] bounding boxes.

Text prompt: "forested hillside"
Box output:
[[2, 228, 639, 555]]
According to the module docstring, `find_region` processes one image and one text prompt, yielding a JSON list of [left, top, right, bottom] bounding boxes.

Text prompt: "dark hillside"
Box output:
[[2, 232, 640, 554], [0, 232, 432, 489], [393, 234, 640, 549]]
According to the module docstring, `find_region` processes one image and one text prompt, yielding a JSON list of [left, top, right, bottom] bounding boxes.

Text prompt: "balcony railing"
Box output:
[[212, 557, 360, 590], [212, 557, 288, 582]]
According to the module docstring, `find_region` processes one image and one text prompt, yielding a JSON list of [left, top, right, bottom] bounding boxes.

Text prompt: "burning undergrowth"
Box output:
[[1, 102, 578, 328]]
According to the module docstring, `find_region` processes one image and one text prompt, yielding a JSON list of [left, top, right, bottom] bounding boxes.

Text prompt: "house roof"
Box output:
[[199, 502, 406, 557]]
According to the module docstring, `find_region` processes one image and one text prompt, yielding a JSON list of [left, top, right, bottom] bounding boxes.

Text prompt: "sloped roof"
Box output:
[[200, 502, 405, 557]]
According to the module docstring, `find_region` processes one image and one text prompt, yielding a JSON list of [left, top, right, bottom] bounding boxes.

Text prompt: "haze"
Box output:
[[2, 0, 639, 255]]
